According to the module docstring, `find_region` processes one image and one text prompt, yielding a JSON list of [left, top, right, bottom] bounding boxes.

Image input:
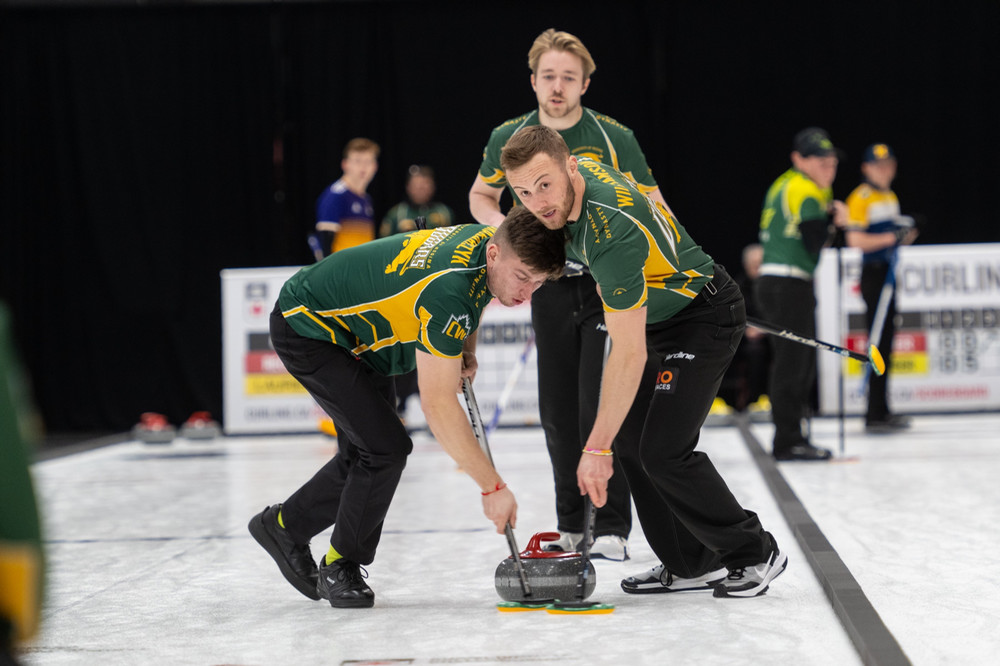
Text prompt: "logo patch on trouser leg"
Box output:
[[656, 367, 679, 393]]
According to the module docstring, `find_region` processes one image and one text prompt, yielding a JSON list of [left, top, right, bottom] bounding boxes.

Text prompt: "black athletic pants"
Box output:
[[531, 273, 644, 538], [616, 265, 773, 573], [754, 275, 817, 455], [269, 303, 410, 565], [861, 260, 894, 422]]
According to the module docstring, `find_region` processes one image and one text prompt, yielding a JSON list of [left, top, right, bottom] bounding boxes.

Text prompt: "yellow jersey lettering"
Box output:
[[614, 184, 633, 208], [451, 227, 495, 266]]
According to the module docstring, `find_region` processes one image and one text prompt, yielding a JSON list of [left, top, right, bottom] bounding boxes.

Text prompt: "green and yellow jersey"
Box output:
[[759, 168, 833, 274], [566, 158, 714, 324], [279, 225, 496, 376], [0, 302, 44, 645], [477, 108, 659, 198], [380, 201, 455, 237]]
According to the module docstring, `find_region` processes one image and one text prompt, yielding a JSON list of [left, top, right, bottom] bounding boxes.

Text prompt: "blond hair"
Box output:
[[527, 29, 596, 80], [342, 137, 380, 159]]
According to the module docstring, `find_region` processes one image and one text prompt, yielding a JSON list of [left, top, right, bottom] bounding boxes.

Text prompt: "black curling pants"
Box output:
[[269, 304, 411, 565], [616, 265, 774, 574], [531, 273, 640, 538], [754, 275, 817, 455]]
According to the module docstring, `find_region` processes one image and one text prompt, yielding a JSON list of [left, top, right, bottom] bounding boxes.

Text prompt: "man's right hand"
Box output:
[[482, 487, 517, 534]]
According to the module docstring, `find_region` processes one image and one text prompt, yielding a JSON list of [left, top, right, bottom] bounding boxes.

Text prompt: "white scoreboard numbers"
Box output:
[[815, 244, 1000, 415]]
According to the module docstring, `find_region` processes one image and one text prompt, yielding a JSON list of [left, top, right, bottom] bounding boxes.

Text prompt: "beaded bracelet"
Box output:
[[482, 481, 507, 496], [582, 447, 614, 457]]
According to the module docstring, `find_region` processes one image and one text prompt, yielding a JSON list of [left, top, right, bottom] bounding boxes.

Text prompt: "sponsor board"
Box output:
[[815, 244, 1000, 414], [221, 267, 540, 434]]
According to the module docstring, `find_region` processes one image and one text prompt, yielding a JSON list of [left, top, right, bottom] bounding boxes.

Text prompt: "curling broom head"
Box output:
[[545, 600, 615, 615], [868, 345, 886, 376]]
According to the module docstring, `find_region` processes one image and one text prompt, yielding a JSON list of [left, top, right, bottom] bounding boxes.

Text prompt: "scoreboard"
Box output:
[[815, 244, 1000, 414]]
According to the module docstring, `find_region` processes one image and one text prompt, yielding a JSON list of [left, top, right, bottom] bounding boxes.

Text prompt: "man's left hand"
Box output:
[[577, 453, 613, 508]]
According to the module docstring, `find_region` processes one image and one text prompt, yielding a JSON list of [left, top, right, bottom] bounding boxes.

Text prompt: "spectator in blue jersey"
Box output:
[[315, 138, 380, 257], [845, 143, 918, 433]]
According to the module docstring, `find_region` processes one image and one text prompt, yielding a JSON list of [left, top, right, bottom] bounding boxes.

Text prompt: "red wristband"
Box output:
[[481, 482, 507, 496]]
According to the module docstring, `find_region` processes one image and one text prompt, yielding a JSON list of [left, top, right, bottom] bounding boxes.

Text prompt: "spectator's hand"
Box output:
[[894, 227, 919, 246], [830, 200, 849, 227], [482, 487, 517, 533]]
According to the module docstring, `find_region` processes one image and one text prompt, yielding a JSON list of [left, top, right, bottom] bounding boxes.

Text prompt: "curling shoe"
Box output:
[[542, 531, 582, 553], [865, 413, 912, 434], [589, 535, 630, 561], [248, 505, 320, 600], [621, 564, 727, 594], [713, 540, 788, 598], [317, 558, 375, 608], [774, 443, 832, 461]]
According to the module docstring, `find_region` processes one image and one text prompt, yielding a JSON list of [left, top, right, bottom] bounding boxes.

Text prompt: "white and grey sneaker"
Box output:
[[621, 564, 727, 594], [542, 531, 582, 553], [589, 535, 630, 561], [713, 544, 788, 598]]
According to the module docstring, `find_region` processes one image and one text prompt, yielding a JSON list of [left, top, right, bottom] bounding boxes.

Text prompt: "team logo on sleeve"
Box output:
[[442, 314, 472, 341]]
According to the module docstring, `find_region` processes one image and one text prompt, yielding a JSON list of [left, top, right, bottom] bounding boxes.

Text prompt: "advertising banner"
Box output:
[[221, 267, 540, 434], [815, 244, 1000, 414]]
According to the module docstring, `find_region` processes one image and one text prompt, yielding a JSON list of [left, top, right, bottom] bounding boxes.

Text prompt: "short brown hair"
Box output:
[[343, 137, 380, 158], [491, 206, 565, 279], [499, 125, 571, 174], [527, 29, 596, 80]]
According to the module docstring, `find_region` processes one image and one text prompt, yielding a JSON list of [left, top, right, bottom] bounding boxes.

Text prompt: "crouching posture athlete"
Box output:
[[501, 126, 788, 598], [249, 208, 565, 608]]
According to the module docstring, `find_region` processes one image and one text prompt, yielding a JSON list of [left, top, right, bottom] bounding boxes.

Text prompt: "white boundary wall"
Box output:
[[220, 267, 539, 434], [815, 243, 1000, 414]]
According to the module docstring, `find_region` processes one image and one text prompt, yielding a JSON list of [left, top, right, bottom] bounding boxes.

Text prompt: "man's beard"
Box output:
[[543, 97, 576, 118]]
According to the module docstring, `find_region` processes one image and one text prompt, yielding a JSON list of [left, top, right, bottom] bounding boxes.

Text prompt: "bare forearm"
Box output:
[[586, 345, 646, 450], [468, 181, 506, 227], [422, 395, 502, 492]]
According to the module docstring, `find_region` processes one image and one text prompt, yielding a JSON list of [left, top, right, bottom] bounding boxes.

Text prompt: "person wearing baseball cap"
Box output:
[[845, 143, 918, 433], [755, 127, 848, 461]]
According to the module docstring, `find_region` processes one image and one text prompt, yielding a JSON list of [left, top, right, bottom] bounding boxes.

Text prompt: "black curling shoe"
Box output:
[[317, 558, 375, 608]]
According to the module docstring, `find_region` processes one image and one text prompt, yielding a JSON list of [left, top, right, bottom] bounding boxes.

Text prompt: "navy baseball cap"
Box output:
[[793, 127, 838, 158], [862, 143, 896, 162]]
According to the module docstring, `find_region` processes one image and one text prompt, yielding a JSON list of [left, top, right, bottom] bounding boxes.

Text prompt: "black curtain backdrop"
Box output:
[[1, 0, 998, 434]]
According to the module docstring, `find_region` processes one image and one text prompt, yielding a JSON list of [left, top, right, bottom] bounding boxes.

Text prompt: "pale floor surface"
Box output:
[[754, 414, 1000, 665], [19, 414, 1000, 665]]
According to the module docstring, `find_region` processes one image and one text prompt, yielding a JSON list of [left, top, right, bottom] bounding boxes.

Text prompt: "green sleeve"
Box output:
[[615, 130, 658, 191], [477, 128, 510, 189], [414, 286, 476, 359]]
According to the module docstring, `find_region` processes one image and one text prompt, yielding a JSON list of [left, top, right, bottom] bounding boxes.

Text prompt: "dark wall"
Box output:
[[2, 0, 998, 433]]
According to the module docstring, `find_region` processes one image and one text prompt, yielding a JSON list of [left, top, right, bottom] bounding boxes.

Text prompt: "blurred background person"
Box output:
[[718, 243, 772, 416], [313, 138, 380, 258], [380, 165, 455, 238], [756, 127, 847, 461], [380, 164, 457, 421], [0, 302, 44, 666], [845, 143, 919, 433]]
